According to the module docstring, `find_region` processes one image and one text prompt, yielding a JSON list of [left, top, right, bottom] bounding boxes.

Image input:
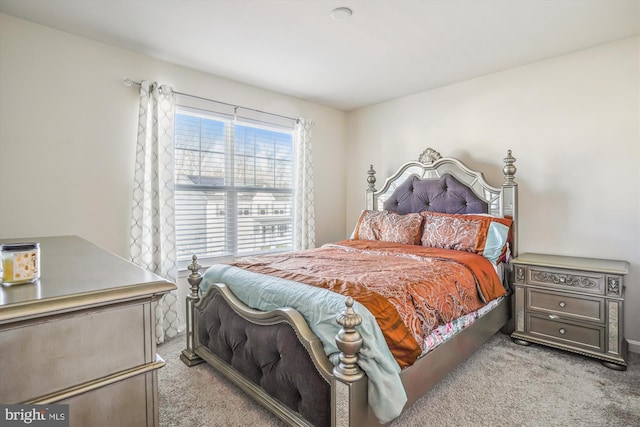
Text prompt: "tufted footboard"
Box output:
[[180, 258, 368, 427], [197, 289, 331, 426]]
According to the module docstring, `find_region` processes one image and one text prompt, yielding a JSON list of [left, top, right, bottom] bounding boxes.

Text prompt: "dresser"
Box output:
[[0, 235, 176, 426], [510, 253, 628, 370]]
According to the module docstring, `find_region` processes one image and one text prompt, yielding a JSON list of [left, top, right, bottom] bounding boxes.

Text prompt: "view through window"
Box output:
[[174, 109, 294, 263]]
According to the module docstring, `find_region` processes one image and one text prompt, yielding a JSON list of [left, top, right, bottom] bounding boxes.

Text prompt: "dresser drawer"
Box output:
[[524, 265, 604, 295], [527, 314, 604, 353], [59, 371, 157, 427], [527, 289, 604, 323], [0, 302, 152, 403]]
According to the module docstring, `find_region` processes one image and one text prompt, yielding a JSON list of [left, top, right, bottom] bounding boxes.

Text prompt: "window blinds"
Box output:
[[174, 100, 295, 263]]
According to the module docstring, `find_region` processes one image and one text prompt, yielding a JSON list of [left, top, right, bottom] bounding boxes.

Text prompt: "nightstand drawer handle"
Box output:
[[559, 277, 566, 283], [559, 328, 566, 334], [549, 315, 559, 320], [559, 301, 566, 308]]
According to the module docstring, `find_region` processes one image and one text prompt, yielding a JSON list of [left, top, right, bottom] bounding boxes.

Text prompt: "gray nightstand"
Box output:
[[510, 253, 628, 370]]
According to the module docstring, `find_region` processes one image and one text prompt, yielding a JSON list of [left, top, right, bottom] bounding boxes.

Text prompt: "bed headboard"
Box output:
[[366, 148, 518, 255]]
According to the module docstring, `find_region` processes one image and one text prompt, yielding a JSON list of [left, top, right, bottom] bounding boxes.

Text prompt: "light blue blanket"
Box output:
[[201, 264, 407, 424]]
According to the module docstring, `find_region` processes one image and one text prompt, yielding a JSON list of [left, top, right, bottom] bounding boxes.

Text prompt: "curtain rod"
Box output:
[[123, 79, 298, 123]]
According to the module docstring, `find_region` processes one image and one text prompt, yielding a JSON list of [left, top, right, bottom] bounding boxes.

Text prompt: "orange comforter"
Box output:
[[230, 239, 506, 368]]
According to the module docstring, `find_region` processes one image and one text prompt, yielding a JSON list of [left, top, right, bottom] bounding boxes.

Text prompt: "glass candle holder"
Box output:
[[1, 242, 40, 285]]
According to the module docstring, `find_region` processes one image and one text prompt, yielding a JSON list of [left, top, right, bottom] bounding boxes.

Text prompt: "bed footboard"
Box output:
[[197, 286, 332, 426], [180, 256, 371, 427]]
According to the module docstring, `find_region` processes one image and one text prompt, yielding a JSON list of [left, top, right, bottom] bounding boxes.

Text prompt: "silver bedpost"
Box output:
[[180, 255, 205, 366], [332, 297, 368, 427], [501, 150, 518, 257], [365, 165, 377, 211]]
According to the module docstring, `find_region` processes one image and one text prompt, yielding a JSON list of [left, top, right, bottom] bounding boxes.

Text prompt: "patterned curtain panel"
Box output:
[[293, 118, 316, 250], [129, 81, 181, 344]]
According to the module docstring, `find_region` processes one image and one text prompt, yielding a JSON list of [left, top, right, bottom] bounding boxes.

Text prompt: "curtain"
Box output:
[[129, 81, 181, 344], [293, 118, 316, 250]]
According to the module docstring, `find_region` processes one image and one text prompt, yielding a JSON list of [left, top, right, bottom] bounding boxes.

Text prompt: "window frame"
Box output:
[[174, 106, 296, 271]]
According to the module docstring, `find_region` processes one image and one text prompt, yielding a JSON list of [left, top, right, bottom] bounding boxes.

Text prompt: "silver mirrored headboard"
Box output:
[[365, 148, 518, 255]]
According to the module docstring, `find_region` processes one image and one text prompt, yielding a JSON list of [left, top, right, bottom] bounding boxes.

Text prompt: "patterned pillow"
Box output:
[[420, 211, 513, 263], [420, 212, 482, 252], [353, 210, 424, 245]]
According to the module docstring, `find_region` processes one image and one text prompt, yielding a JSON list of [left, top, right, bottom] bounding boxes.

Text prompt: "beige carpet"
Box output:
[[158, 333, 640, 426]]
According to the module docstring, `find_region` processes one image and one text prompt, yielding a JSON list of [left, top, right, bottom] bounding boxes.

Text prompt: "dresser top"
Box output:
[[512, 252, 629, 275], [1, 235, 176, 322]]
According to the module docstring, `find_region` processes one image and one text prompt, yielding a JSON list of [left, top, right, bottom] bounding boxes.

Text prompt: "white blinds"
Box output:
[[174, 102, 295, 263]]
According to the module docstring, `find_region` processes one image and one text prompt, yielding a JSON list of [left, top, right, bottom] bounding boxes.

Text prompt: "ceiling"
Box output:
[[1, 0, 638, 111]]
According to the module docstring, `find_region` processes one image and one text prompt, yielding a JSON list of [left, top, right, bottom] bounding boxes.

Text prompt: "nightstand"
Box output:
[[510, 253, 628, 370]]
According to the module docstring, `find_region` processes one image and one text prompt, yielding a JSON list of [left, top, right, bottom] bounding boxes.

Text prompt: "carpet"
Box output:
[[157, 333, 639, 426]]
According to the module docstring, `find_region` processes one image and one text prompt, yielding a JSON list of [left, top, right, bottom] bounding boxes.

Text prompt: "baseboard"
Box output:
[[628, 339, 640, 354]]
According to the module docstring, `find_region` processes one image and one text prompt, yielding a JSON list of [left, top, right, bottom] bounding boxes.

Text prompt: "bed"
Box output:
[[180, 147, 518, 426]]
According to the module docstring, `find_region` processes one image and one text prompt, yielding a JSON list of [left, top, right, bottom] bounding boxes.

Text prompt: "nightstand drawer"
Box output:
[[528, 314, 604, 353], [527, 289, 604, 323], [525, 265, 604, 295]]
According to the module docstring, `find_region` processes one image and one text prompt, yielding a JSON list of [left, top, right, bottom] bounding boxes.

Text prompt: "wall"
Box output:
[[346, 37, 640, 349], [2, 13, 638, 350], [0, 13, 348, 258]]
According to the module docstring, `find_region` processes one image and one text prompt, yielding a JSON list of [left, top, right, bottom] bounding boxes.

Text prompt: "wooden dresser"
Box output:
[[0, 235, 176, 426], [510, 252, 628, 370]]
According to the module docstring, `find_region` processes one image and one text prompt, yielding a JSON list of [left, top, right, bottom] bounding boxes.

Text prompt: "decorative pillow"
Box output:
[[483, 221, 512, 263], [420, 211, 513, 264], [353, 210, 424, 245], [465, 213, 513, 263], [420, 212, 483, 252]]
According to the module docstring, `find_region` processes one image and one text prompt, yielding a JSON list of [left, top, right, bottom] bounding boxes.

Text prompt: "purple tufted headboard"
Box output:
[[366, 148, 519, 255], [382, 174, 488, 215]]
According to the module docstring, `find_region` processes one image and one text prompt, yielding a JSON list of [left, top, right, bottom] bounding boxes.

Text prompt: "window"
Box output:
[[174, 106, 294, 265]]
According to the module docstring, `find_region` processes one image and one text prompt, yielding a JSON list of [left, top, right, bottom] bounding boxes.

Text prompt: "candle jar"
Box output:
[[1, 242, 40, 285]]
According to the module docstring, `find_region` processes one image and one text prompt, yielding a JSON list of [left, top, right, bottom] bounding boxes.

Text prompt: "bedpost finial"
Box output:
[[503, 149, 517, 184], [367, 165, 377, 192], [418, 148, 442, 164], [187, 255, 203, 297], [334, 296, 365, 382], [337, 296, 360, 327]]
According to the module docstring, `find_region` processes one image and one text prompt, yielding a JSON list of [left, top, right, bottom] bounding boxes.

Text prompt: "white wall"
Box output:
[[2, 13, 638, 349], [0, 13, 347, 258], [346, 37, 640, 347]]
